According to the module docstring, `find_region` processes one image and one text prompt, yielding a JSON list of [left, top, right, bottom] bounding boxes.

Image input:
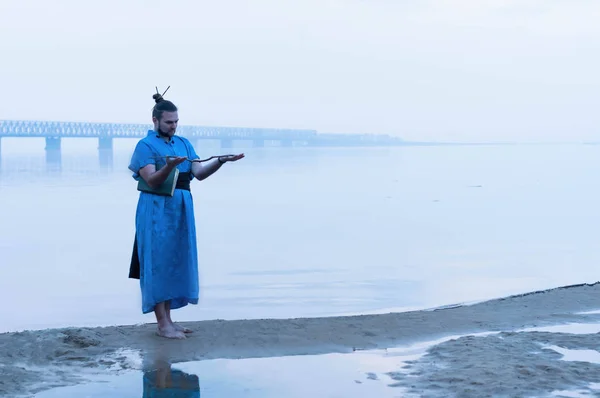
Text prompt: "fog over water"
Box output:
[[1, 138, 598, 333]]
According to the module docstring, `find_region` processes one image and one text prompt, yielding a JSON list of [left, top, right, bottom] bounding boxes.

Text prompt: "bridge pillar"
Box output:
[[98, 137, 113, 150], [45, 137, 62, 171], [252, 139, 264, 148], [45, 137, 61, 150], [221, 139, 234, 149], [99, 150, 113, 169], [98, 137, 113, 169]]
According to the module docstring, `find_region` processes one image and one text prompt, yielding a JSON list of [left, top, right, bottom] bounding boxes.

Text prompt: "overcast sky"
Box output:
[[1, 0, 599, 142]]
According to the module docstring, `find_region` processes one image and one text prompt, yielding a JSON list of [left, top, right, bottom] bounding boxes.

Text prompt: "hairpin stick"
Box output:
[[151, 85, 171, 109]]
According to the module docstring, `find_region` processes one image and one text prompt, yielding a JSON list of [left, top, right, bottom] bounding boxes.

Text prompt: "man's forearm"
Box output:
[[192, 158, 223, 181], [143, 164, 175, 189]]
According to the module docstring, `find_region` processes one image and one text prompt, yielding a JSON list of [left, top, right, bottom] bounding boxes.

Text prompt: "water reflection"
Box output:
[[143, 354, 200, 398], [143, 365, 200, 397]]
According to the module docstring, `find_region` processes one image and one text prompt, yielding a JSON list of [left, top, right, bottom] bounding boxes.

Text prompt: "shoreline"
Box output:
[[3, 281, 600, 397]]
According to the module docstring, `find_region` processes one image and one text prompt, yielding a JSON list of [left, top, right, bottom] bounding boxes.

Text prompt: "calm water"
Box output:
[[31, 323, 600, 397], [1, 138, 599, 333], [34, 346, 418, 398]]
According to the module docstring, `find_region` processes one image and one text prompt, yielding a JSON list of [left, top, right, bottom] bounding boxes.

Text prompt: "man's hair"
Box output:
[[152, 93, 178, 121]]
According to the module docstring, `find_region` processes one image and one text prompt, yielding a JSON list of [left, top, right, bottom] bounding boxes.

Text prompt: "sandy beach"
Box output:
[[2, 282, 600, 397]]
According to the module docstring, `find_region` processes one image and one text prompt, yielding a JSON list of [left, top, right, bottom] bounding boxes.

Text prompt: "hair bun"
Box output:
[[152, 93, 164, 103], [153, 86, 170, 104]]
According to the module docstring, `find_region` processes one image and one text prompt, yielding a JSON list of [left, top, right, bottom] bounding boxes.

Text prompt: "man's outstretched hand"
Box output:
[[166, 156, 188, 167], [219, 154, 245, 163]]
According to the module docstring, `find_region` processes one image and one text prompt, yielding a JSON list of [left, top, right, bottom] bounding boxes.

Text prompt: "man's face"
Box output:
[[154, 111, 179, 137]]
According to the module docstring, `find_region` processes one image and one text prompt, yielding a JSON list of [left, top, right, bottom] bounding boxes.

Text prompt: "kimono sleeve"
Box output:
[[128, 141, 155, 179]]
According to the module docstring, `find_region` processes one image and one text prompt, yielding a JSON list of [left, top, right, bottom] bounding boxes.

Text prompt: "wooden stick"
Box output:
[[152, 155, 234, 163]]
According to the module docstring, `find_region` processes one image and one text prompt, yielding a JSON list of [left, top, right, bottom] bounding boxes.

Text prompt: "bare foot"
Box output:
[[173, 323, 193, 334], [156, 324, 186, 339]]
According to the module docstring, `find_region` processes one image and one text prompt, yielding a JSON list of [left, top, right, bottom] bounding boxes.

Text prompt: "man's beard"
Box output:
[[157, 127, 173, 137]]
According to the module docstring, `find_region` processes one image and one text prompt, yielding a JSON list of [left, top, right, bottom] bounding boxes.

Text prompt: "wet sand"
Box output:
[[2, 282, 600, 397]]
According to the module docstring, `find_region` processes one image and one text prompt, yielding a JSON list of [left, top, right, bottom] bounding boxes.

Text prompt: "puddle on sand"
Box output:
[[34, 331, 499, 397], [550, 383, 600, 398], [519, 322, 600, 335], [34, 348, 420, 398], [34, 324, 600, 397]]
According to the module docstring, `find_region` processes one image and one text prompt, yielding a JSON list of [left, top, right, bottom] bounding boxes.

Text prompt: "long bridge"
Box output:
[[0, 119, 403, 148], [0, 119, 404, 169]]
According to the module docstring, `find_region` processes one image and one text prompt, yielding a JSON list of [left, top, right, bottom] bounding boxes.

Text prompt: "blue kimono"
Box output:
[[128, 130, 200, 314]]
